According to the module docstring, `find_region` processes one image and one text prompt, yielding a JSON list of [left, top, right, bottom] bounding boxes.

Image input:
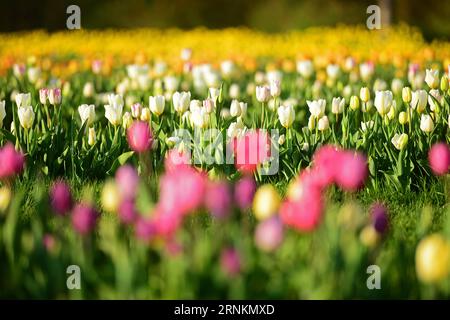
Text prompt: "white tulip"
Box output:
[[277, 105, 295, 128], [256, 86, 270, 102], [270, 80, 281, 97], [391, 133, 408, 150], [190, 107, 209, 129], [15, 93, 31, 108], [149, 95, 165, 116], [420, 114, 434, 133], [27, 67, 40, 83], [317, 115, 330, 131], [307, 99, 326, 118], [0, 100, 5, 128], [180, 48, 192, 61], [326, 64, 340, 80], [359, 62, 374, 81], [239, 102, 247, 116], [104, 94, 124, 126], [173, 91, 191, 114], [230, 100, 242, 117], [374, 90, 393, 116], [164, 76, 179, 93], [227, 120, 246, 138], [391, 78, 403, 95], [18, 105, 35, 129], [411, 90, 428, 113], [229, 83, 240, 99], [78, 104, 96, 125], [209, 87, 220, 102], [331, 97, 345, 114], [221, 60, 235, 77], [425, 69, 439, 89], [361, 120, 374, 132], [189, 100, 203, 112], [83, 82, 95, 98], [296, 60, 314, 79], [428, 89, 442, 112]]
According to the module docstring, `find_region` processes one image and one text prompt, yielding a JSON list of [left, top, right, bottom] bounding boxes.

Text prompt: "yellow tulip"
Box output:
[[0, 187, 12, 213], [252, 184, 281, 221], [101, 180, 121, 213], [416, 234, 450, 284]]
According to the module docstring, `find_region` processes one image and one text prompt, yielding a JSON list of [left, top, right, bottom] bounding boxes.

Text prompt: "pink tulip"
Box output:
[[135, 217, 157, 242], [254, 217, 284, 252], [159, 166, 206, 216], [50, 181, 73, 215], [312, 144, 340, 187], [118, 199, 137, 224], [115, 165, 139, 200], [164, 149, 191, 172], [205, 181, 232, 218], [0, 143, 25, 180], [428, 142, 450, 176], [127, 121, 152, 153], [280, 195, 323, 232], [335, 150, 368, 191], [42, 234, 56, 252], [234, 176, 256, 210], [233, 129, 271, 173], [71, 203, 98, 235], [220, 247, 241, 277]]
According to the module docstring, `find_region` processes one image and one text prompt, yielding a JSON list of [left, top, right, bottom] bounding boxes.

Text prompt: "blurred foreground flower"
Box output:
[[428, 142, 450, 176], [416, 234, 450, 284]]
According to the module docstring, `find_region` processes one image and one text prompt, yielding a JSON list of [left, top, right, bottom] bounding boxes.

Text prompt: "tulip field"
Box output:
[[0, 26, 449, 299]]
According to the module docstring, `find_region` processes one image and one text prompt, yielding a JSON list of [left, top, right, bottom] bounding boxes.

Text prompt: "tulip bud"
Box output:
[[230, 99, 242, 117], [256, 85, 270, 103], [349, 95, 360, 110], [360, 87, 370, 103], [88, 127, 96, 146], [0, 186, 12, 212], [398, 111, 409, 124], [402, 87, 412, 103], [39, 88, 48, 105], [391, 133, 408, 150], [317, 115, 330, 131], [308, 114, 316, 130], [0, 100, 5, 128], [278, 134, 285, 146], [48, 88, 62, 105], [131, 103, 142, 118], [140, 107, 151, 122], [122, 112, 133, 129], [440, 74, 449, 92], [420, 114, 434, 133], [270, 80, 281, 97], [425, 69, 439, 89]]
